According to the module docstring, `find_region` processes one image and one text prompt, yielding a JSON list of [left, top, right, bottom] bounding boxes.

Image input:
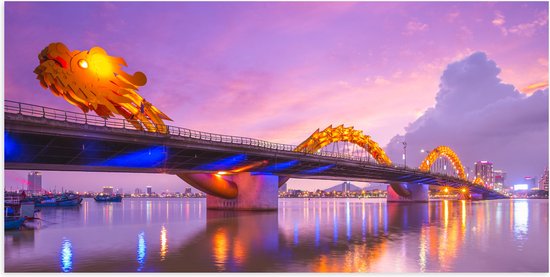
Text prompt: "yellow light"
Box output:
[[444, 187, 449, 193], [78, 59, 88, 69], [89, 53, 113, 77], [216, 171, 228, 175], [461, 188, 467, 193]]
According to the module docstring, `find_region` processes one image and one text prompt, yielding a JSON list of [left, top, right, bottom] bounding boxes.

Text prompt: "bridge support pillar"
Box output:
[[205, 173, 279, 211], [387, 183, 429, 202]]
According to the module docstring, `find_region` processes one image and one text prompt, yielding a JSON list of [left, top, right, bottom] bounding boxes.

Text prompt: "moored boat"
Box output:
[[5, 217, 26, 230], [56, 193, 83, 206], [94, 194, 123, 202], [29, 193, 83, 207]]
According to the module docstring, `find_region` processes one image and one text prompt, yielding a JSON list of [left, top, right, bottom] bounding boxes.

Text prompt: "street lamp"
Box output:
[[400, 141, 407, 168]]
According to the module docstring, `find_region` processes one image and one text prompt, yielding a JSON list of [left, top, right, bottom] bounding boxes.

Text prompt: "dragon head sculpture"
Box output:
[[34, 42, 171, 132]]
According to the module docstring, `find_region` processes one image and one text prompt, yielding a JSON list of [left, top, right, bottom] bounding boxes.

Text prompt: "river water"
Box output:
[[4, 198, 548, 272]]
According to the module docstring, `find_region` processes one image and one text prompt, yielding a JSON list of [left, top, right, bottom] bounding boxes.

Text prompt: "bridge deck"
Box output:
[[4, 100, 507, 199]]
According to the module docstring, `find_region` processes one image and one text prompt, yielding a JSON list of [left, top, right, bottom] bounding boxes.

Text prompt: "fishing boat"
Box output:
[[29, 193, 82, 207], [94, 194, 123, 202], [5, 216, 26, 230], [4, 206, 26, 230], [56, 193, 83, 206]]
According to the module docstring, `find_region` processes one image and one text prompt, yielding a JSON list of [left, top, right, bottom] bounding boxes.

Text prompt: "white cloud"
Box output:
[[493, 11, 548, 37], [404, 20, 428, 35]]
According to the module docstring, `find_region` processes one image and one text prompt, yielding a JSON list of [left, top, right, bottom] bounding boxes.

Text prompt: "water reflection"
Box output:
[[160, 226, 168, 261], [60, 238, 73, 272], [513, 200, 529, 240], [4, 199, 548, 272], [137, 232, 146, 272]]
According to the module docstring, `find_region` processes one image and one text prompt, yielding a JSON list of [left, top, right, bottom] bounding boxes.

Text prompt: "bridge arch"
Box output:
[[294, 124, 392, 166], [419, 146, 466, 180], [473, 176, 485, 186]]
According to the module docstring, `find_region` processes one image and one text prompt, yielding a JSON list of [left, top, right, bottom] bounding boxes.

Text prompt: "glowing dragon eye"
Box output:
[[78, 59, 88, 69]]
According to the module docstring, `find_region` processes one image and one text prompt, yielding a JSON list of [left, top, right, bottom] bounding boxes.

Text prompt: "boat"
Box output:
[[55, 193, 83, 206], [5, 217, 26, 230], [5, 206, 27, 230], [29, 193, 83, 207], [94, 194, 123, 202]]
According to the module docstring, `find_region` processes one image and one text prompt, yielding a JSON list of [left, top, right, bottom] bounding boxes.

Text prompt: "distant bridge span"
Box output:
[[4, 101, 507, 206]]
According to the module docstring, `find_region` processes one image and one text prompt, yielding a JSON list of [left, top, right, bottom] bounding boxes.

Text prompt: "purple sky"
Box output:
[[4, 2, 548, 193]]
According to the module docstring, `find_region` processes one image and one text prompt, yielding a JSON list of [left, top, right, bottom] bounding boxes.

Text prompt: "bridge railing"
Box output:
[[5, 100, 381, 163]]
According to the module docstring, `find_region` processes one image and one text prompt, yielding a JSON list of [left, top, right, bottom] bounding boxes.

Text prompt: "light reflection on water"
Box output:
[[4, 198, 548, 272], [60, 238, 72, 272], [137, 232, 146, 272]]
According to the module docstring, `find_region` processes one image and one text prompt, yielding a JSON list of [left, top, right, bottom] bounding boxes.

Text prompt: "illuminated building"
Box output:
[[539, 167, 548, 191], [146, 186, 153, 195], [27, 171, 42, 194], [524, 176, 536, 190], [493, 170, 506, 191], [474, 161, 493, 188], [102, 186, 114, 195]]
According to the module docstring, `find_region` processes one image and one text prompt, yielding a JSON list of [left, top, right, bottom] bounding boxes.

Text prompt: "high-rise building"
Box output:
[[103, 186, 114, 195], [493, 170, 506, 191], [27, 171, 42, 194], [184, 188, 192, 195], [539, 167, 549, 191], [135, 188, 142, 195], [146, 186, 152, 195], [524, 176, 536, 190], [474, 161, 494, 188]]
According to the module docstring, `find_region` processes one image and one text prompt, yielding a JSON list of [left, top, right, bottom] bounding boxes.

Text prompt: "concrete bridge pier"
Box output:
[[177, 172, 279, 211], [387, 182, 429, 202]]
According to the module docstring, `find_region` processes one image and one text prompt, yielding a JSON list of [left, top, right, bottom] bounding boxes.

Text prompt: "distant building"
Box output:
[[326, 181, 363, 192], [493, 170, 506, 191], [103, 186, 114, 195], [116, 188, 123, 195], [184, 188, 192, 194], [146, 186, 152, 195], [135, 188, 142, 195], [539, 167, 549, 191], [27, 171, 42, 194], [475, 161, 494, 188], [524, 176, 537, 190]]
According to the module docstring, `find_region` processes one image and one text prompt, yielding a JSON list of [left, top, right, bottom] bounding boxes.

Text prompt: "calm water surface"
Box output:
[[4, 198, 548, 272]]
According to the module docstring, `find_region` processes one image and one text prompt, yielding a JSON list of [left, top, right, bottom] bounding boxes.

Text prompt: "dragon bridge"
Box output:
[[294, 124, 392, 166], [419, 146, 467, 180]]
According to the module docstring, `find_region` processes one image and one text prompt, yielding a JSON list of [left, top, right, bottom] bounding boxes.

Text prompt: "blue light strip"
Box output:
[[194, 154, 247, 171], [95, 146, 166, 168], [300, 164, 335, 175], [260, 160, 299, 173], [4, 132, 20, 161]]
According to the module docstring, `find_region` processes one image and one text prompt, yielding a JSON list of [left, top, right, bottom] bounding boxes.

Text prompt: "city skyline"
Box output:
[[4, 2, 548, 192]]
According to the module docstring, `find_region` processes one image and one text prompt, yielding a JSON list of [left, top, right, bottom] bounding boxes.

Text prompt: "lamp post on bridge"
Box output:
[[401, 141, 407, 168]]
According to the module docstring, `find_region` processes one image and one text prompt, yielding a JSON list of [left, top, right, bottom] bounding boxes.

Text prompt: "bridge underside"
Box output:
[[5, 114, 507, 201]]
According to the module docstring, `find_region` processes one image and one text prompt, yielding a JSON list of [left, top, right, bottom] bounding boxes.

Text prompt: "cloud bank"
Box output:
[[385, 52, 548, 185]]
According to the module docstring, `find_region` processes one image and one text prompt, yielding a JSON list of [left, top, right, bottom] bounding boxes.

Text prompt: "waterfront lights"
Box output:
[[444, 187, 449, 193]]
